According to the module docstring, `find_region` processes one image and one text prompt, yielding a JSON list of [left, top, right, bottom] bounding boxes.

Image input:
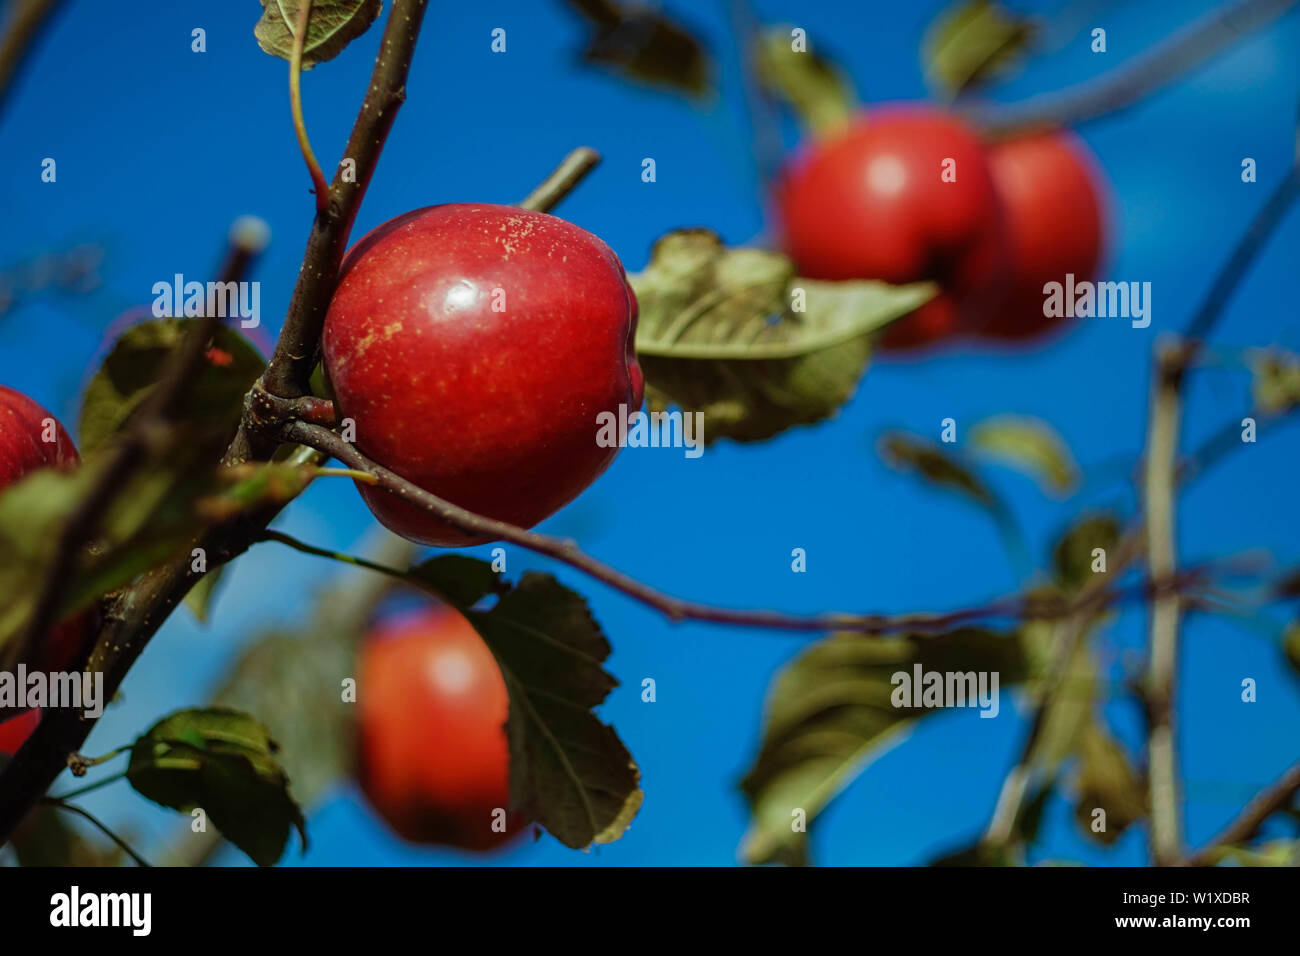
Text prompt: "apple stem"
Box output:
[[519, 147, 602, 214], [289, 0, 330, 216]]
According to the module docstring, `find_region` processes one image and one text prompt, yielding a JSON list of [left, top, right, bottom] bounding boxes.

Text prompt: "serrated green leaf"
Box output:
[[127, 707, 306, 866], [756, 26, 855, 137], [467, 573, 641, 849], [253, 0, 382, 69], [969, 414, 1078, 496], [184, 565, 226, 624], [632, 230, 934, 444], [740, 628, 1027, 865], [922, 0, 1038, 98], [409, 554, 502, 608]]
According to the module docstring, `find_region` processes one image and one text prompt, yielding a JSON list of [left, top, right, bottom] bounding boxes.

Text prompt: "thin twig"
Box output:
[[1185, 759, 1300, 865], [0, 0, 64, 119], [982, 530, 1145, 849], [44, 799, 151, 867], [268, 419, 1218, 636], [966, 0, 1298, 136], [289, 0, 330, 214], [256, 0, 431, 406], [518, 147, 602, 213], [1144, 341, 1187, 866], [0, 2, 433, 847]]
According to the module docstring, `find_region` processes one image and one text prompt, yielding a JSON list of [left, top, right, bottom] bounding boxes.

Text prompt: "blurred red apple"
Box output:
[[356, 605, 523, 851], [977, 131, 1107, 342], [775, 105, 1008, 352]]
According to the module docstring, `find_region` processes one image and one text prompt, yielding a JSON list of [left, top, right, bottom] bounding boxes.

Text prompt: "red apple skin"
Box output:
[[322, 204, 643, 547], [0, 387, 97, 698], [0, 708, 42, 758], [978, 131, 1106, 342], [356, 605, 523, 851], [775, 106, 1008, 352], [0, 385, 79, 486]]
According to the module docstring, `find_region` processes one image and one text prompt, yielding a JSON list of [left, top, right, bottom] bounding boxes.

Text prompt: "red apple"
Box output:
[[322, 203, 643, 547], [978, 131, 1106, 342], [0, 709, 41, 758], [775, 105, 1008, 351], [356, 605, 522, 851], [0, 386, 96, 687], [0, 385, 79, 485]]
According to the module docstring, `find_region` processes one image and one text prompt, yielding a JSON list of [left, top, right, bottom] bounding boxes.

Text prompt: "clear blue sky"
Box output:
[[2, 0, 1298, 866]]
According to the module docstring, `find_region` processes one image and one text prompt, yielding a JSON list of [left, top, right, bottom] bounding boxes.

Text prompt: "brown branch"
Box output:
[[1144, 341, 1188, 867], [0, 2, 432, 846], [967, 0, 1298, 136], [267, 414, 1215, 637], [256, 0, 431, 406], [0, 0, 64, 119], [1186, 759, 1300, 865], [518, 147, 601, 213]]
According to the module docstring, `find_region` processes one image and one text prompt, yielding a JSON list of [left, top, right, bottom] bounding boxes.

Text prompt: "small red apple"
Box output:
[[356, 605, 522, 851], [0, 386, 97, 688], [977, 130, 1106, 342], [0, 385, 79, 485], [775, 105, 1008, 351], [0, 708, 41, 758], [322, 203, 643, 547]]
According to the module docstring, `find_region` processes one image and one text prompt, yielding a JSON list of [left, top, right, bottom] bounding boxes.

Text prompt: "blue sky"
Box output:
[[2, 0, 1299, 866]]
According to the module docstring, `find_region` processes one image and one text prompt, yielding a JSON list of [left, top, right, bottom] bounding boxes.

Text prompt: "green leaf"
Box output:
[[564, 0, 710, 97], [466, 573, 641, 849], [740, 628, 1027, 865], [1250, 348, 1300, 414], [1051, 512, 1120, 592], [968, 414, 1078, 496], [253, 0, 382, 69], [1203, 839, 1300, 866], [929, 841, 1014, 866], [921, 0, 1038, 98], [184, 566, 225, 624], [409, 554, 502, 608], [1282, 622, 1300, 679], [127, 707, 306, 866], [755, 26, 855, 137], [877, 431, 996, 507], [195, 463, 317, 523], [1072, 722, 1146, 845], [632, 230, 934, 444], [79, 319, 266, 456]]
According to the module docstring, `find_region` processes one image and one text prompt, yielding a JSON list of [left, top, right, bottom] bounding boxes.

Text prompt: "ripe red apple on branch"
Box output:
[[774, 105, 1008, 351], [322, 203, 644, 547], [356, 604, 522, 851], [977, 130, 1108, 342], [0, 386, 97, 686]]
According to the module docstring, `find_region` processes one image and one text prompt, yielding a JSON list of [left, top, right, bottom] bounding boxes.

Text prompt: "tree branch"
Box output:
[[518, 147, 601, 213], [266, 415, 1218, 637], [0, 0, 64, 120], [257, 0, 431, 406], [1144, 341, 1188, 866], [1185, 758, 1300, 865], [0, 2, 433, 846], [967, 0, 1298, 136]]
